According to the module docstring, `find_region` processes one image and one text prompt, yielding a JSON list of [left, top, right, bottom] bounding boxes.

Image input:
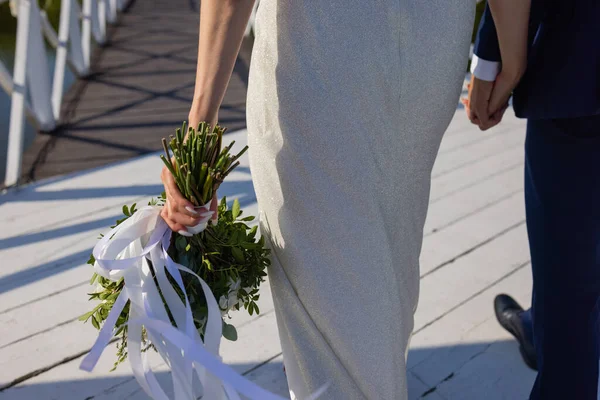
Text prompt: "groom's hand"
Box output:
[[488, 71, 519, 119], [464, 76, 498, 131]]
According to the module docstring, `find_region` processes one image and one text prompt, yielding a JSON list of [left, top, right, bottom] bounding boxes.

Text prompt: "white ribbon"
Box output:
[[79, 205, 327, 400]]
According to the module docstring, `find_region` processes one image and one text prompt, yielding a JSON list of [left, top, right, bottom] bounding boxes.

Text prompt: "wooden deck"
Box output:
[[1, 0, 537, 398], [19, 0, 252, 183], [0, 109, 535, 400]]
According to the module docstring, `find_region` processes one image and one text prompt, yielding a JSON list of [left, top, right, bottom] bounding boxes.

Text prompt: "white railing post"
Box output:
[[93, 0, 107, 45], [69, 1, 86, 75], [81, 0, 93, 70], [5, 0, 33, 187], [3, 0, 119, 187], [107, 0, 117, 23], [27, 0, 54, 130], [51, 0, 72, 120]]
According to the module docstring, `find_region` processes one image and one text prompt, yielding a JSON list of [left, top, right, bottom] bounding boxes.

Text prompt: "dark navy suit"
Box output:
[[474, 1, 600, 399]]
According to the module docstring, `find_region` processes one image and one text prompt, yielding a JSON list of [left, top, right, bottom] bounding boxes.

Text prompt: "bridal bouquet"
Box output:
[[77, 122, 291, 400]]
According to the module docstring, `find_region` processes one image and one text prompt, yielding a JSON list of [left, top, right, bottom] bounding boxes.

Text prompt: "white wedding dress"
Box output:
[[246, 2, 475, 399]]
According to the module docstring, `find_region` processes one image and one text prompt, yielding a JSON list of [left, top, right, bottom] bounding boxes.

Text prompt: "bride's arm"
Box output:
[[486, 0, 531, 114], [161, 0, 255, 234], [190, 0, 256, 127]]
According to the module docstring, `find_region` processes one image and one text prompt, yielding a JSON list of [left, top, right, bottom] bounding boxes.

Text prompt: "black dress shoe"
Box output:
[[494, 294, 538, 371]]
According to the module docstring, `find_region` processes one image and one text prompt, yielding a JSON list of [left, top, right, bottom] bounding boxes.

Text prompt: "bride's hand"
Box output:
[[160, 165, 202, 236]]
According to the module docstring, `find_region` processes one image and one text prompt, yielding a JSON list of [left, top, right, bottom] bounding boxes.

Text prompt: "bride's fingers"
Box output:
[[160, 207, 189, 235], [161, 167, 197, 218], [209, 194, 219, 224], [167, 198, 202, 227]]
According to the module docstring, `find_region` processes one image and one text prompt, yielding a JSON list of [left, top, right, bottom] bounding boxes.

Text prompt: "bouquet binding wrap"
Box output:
[[78, 122, 326, 400]]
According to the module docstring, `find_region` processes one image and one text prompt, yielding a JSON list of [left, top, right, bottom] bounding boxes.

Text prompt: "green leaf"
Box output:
[[232, 199, 241, 219], [176, 235, 187, 251], [248, 226, 258, 239], [240, 216, 255, 221], [87, 254, 96, 266], [223, 322, 238, 341], [253, 303, 260, 315], [203, 258, 213, 271], [91, 315, 100, 330], [79, 309, 96, 322], [122, 205, 130, 217], [231, 247, 245, 263]]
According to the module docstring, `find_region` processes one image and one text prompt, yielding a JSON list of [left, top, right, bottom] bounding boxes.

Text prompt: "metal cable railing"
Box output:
[[0, 0, 128, 187]]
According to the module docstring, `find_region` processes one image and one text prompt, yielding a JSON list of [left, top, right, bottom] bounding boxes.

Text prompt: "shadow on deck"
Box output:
[[19, 0, 252, 184]]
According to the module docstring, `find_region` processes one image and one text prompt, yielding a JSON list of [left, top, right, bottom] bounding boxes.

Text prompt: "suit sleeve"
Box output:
[[473, 3, 501, 62]]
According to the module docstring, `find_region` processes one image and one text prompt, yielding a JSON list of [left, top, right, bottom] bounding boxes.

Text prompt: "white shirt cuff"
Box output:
[[470, 55, 500, 82]]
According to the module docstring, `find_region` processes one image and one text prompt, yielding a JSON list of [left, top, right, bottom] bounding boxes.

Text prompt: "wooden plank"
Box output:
[[242, 354, 289, 399], [437, 116, 523, 156], [0, 301, 280, 399], [0, 284, 91, 349], [424, 165, 524, 235], [430, 144, 523, 202], [0, 261, 272, 393], [416, 223, 531, 333], [420, 191, 525, 277], [0, 314, 98, 388], [432, 127, 524, 179], [408, 266, 533, 388], [435, 339, 535, 400]]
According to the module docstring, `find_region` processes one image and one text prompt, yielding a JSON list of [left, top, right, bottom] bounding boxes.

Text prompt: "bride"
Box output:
[[161, 1, 475, 399]]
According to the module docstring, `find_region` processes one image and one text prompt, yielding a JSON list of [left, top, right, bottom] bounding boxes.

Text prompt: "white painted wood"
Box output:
[[81, 0, 93, 71], [408, 267, 533, 387], [5, 0, 33, 187], [107, 0, 117, 23], [94, 0, 108, 45], [416, 224, 531, 333], [0, 283, 91, 349], [68, 0, 87, 75], [243, 354, 290, 399], [432, 127, 524, 179], [0, 313, 98, 388], [424, 165, 524, 235], [430, 145, 524, 203], [51, 0, 73, 120], [0, 266, 91, 314], [26, 1, 55, 131], [435, 339, 535, 400], [1, 298, 278, 399], [2, 0, 116, 186], [0, 111, 539, 399], [0, 345, 165, 400], [420, 191, 526, 277]]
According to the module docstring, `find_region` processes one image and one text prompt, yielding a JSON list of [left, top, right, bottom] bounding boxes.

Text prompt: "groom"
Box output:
[[467, 2, 600, 399]]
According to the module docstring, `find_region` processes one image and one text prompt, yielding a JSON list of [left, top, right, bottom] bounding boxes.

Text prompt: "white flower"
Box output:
[[227, 277, 241, 291], [219, 295, 229, 310], [218, 278, 250, 315]]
